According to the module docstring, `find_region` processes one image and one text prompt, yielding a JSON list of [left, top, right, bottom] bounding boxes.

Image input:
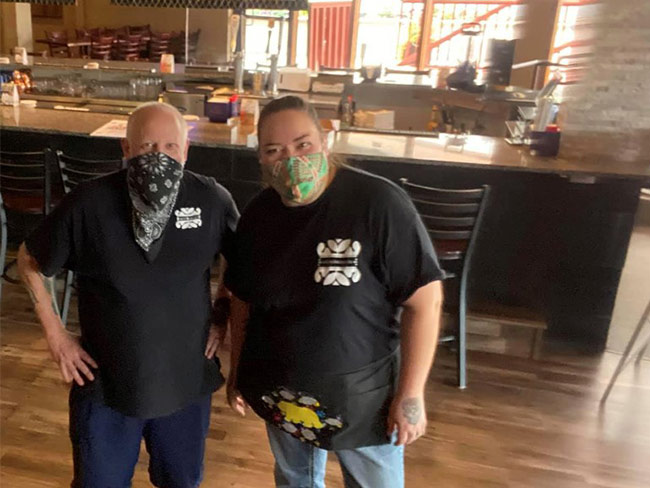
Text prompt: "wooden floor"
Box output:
[[2, 280, 650, 488]]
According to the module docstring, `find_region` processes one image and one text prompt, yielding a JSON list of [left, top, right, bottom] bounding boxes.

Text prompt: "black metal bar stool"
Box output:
[[0, 149, 55, 307], [400, 178, 490, 389], [55, 151, 124, 325]]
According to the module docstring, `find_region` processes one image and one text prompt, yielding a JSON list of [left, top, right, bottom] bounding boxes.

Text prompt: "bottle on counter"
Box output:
[[427, 104, 443, 132], [340, 95, 356, 128], [339, 95, 353, 128]]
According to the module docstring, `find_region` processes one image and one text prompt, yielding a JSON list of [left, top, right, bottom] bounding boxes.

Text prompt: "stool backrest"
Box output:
[[0, 149, 53, 216], [149, 32, 172, 62], [118, 34, 142, 61], [45, 31, 70, 58], [45, 30, 68, 42], [128, 24, 151, 37], [400, 179, 490, 278], [55, 151, 124, 195], [91, 35, 114, 60]]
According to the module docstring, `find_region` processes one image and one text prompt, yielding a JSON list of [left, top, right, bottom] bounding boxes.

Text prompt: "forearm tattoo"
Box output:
[[401, 398, 422, 425], [26, 285, 39, 305], [25, 273, 47, 307]]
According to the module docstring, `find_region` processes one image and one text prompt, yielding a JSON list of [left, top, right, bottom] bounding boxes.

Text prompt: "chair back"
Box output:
[[128, 24, 151, 36], [45, 31, 70, 58], [55, 151, 124, 195], [91, 35, 114, 60], [400, 179, 490, 279], [170, 29, 201, 61], [45, 30, 68, 42], [169, 32, 185, 62], [149, 32, 172, 62], [0, 149, 53, 216], [117, 34, 141, 61], [75, 28, 91, 41]]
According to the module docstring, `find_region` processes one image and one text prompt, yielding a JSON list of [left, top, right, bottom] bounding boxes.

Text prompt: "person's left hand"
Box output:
[[205, 323, 227, 359], [386, 394, 427, 446]]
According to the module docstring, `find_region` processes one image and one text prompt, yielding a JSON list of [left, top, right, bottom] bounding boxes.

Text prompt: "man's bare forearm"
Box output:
[[17, 243, 64, 335]]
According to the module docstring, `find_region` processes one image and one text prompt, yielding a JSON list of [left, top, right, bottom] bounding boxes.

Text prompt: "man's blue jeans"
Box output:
[[266, 424, 404, 488]]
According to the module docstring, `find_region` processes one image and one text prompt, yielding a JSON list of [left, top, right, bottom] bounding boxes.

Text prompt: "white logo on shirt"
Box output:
[[175, 207, 202, 229], [314, 239, 362, 287]]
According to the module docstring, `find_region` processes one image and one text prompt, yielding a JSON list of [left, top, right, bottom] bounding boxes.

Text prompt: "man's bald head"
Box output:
[[122, 102, 189, 165]]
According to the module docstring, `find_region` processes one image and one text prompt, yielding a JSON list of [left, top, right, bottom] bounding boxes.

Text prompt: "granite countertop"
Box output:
[[3, 105, 650, 180]]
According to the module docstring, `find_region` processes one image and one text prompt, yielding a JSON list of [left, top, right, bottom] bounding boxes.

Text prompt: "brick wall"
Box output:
[[559, 0, 650, 164]]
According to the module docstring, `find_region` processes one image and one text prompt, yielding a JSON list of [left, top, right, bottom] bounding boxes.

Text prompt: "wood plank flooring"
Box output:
[[2, 280, 650, 487]]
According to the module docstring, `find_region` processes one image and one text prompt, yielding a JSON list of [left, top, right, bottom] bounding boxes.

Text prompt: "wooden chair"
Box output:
[[45, 30, 71, 58], [400, 178, 490, 389], [170, 32, 185, 63], [127, 24, 152, 57], [148, 32, 172, 62], [116, 34, 142, 61], [170, 29, 201, 64], [55, 151, 124, 325], [128, 24, 151, 37], [90, 35, 114, 61], [0, 150, 54, 300], [75, 28, 97, 41]]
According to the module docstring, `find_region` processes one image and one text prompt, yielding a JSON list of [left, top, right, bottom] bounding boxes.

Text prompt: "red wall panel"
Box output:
[[308, 2, 352, 70]]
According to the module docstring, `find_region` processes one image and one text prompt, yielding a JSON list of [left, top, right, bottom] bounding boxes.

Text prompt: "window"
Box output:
[[242, 0, 521, 72], [354, 1, 519, 71], [426, 1, 519, 69], [551, 0, 599, 85], [244, 9, 291, 70]]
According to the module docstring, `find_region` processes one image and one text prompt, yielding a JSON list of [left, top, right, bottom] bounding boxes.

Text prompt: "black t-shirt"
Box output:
[[225, 167, 443, 449], [26, 170, 239, 419]]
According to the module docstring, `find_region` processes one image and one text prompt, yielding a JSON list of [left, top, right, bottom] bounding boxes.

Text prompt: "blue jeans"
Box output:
[[266, 424, 404, 488], [69, 388, 212, 488]]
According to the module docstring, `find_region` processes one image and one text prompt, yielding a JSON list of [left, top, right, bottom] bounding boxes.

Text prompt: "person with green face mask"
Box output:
[[224, 96, 444, 488], [264, 152, 329, 204]]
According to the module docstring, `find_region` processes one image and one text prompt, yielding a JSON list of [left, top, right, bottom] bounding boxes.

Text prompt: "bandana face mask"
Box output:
[[264, 152, 329, 204], [126, 152, 183, 252]]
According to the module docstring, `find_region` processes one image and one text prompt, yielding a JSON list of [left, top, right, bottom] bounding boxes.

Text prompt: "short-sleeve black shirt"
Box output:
[[225, 167, 443, 449], [26, 170, 239, 419]]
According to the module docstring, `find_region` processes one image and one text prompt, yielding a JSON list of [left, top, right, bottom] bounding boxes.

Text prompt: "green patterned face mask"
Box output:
[[267, 152, 329, 204]]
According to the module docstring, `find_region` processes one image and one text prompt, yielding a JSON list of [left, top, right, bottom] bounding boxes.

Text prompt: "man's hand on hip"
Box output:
[[45, 327, 97, 386]]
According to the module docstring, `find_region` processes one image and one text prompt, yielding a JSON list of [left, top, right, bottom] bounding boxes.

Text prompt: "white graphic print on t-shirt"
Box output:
[[175, 207, 202, 229], [314, 239, 362, 286]]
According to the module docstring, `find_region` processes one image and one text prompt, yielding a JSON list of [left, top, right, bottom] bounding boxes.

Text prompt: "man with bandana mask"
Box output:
[[17, 102, 239, 488]]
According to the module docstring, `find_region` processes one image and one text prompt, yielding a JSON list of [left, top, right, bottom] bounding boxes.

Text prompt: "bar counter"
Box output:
[[3, 105, 650, 179], [3, 104, 650, 351]]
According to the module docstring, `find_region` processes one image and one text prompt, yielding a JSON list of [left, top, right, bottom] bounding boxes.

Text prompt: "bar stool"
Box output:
[[148, 32, 172, 62], [55, 151, 124, 325], [90, 35, 114, 61], [400, 178, 490, 389], [0, 149, 56, 309], [128, 24, 151, 58], [117, 34, 142, 61], [45, 30, 71, 58], [601, 298, 650, 403]]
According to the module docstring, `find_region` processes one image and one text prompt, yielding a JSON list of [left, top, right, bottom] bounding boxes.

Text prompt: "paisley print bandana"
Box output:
[[126, 152, 183, 252]]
